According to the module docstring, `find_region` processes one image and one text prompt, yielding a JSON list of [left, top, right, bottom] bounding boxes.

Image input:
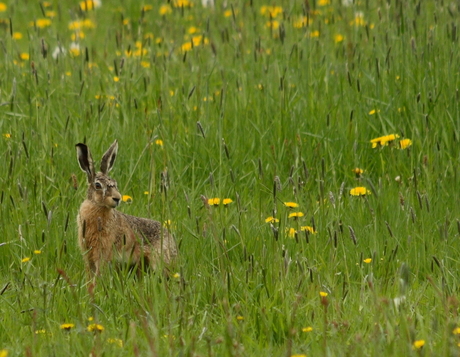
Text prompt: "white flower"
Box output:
[[52, 46, 66, 59], [201, 0, 214, 7]]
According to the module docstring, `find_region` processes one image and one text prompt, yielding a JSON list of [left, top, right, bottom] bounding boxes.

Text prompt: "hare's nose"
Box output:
[[112, 197, 120, 205]]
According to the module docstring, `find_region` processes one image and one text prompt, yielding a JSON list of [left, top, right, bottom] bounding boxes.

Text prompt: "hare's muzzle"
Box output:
[[111, 197, 120, 207]]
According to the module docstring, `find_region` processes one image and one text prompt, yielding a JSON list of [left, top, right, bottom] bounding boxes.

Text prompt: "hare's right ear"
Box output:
[[76, 143, 95, 183]]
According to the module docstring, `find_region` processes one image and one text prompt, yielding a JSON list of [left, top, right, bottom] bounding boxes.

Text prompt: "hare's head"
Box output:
[[76, 140, 122, 209]]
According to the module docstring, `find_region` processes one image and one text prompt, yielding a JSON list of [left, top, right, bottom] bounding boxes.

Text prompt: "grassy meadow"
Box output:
[[1, 0, 460, 355]]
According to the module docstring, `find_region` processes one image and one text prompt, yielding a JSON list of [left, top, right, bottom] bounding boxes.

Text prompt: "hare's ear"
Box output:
[[76, 143, 95, 183], [100, 140, 118, 174]]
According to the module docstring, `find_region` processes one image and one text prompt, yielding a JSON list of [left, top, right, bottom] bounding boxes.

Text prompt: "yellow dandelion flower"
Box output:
[[453, 327, 460, 335], [319, 291, 328, 297], [293, 16, 310, 29], [113, 76, 120, 82], [122, 195, 133, 203], [173, 0, 193, 7], [260, 6, 283, 18], [236, 316, 244, 320], [286, 227, 297, 237], [208, 198, 221, 206], [3, 133, 11, 139], [192, 35, 208, 46], [141, 61, 150, 68], [35, 329, 46, 334], [334, 34, 344, 43], [21, 257, 31, 263], [107, 338, 123, 347], [68, 19, 95, 30], [142, 5, 153, 11], [302, 327, 313, 332], [265, 216, 279, 223], [87, 323, 104, 332], [169, 90, 175, 96], [0, 350, 8, 357], [412, 340, 425, 350], [350, 187, 370, 196], [370, 134, 400, 148], [12, 32, 22, 40], [368, 109, 380, 115], [288, 212, 304, 218], [159, 4, 172, 15], [399, 138, 412, 149], [352, 168, 364, 177], [68, 20, 82, 30], [20, 53, 29, 60], [155, 139, 164, 146], [290, 355, 307, 357], [284, 202, 299, 208], [88, 316, 94, 321], [60, 323, 75, 330], [0, 3, 7, 12], [132, 47, 147, 57], [144, 191, 149, 195], [71, 31, 85, 41], [223, 9, 234, 17], [308, 30, 320, 38], [80, 0, 101, 11], [32, 18, 52, 28], [223, 198, 233, 205], [188, 26, 199, 34], [301, 226, 316, 234], [318, 0, 330, 5], [68, 20, 83, 30], [181, 42, 192, 52], [34, 250, 42, 255], [265, 20, 279, 30], [363, 258, 372, 264]]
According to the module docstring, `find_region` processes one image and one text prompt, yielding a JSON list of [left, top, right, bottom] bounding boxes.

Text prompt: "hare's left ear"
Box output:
[[100, 140, 118, 174]]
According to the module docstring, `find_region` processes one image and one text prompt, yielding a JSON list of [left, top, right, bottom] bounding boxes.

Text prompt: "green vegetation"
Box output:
[[1, 0, 460, 355]]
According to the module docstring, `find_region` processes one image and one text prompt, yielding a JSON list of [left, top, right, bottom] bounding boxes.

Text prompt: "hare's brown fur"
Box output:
[[76, 140, 177, 276]]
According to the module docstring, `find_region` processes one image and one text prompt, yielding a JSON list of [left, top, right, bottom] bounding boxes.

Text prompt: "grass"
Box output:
[[1, 0, 460, 355]]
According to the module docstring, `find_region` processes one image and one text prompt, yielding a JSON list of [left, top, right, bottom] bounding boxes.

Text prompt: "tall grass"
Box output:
[[1, 0, 460, 355]]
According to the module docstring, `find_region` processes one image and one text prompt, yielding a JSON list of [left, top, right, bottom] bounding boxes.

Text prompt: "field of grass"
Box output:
[[1, 0, 460, 355]]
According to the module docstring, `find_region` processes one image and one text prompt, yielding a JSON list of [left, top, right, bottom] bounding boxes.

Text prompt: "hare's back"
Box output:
[[121, 213, 166, 243]]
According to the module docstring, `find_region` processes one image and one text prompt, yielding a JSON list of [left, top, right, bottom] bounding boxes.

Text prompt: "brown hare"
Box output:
[[76, 140, 177, 276]]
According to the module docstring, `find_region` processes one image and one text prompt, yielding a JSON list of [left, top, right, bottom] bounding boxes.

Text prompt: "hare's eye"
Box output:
[[94, 182, 102, 189]]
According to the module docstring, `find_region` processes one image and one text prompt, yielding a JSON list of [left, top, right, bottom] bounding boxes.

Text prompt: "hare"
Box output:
[[75, 140, 177, 276]]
